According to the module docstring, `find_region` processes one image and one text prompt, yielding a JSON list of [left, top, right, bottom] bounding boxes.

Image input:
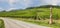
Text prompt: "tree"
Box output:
[[2, 10, 6, 12]]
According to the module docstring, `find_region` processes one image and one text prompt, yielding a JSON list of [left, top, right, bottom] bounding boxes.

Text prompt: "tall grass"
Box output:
[[0, 19, 5, 28]]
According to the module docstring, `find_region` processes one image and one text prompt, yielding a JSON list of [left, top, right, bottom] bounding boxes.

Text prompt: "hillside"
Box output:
[[0, 5, 60, 19]]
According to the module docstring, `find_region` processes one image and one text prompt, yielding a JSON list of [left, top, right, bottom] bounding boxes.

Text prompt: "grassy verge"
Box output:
[[11, 18, 60, 28], [0, 19, 5, 28]]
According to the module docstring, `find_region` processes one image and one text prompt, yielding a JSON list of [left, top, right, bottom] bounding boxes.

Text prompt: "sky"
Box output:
[[0, 0, 60, 11]]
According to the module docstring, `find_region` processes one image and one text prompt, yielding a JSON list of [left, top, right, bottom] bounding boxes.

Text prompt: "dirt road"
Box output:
[[1, 17, 50, 28]]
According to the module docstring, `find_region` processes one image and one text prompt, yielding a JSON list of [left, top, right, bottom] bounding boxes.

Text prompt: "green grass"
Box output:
[[0, 8, 60, 19], [0, 19, 5, 28], [11, 18, 60, 28], [0, 7, 60, 28]]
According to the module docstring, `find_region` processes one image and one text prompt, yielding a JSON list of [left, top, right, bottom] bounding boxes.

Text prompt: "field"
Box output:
[[0, 7, 60, 28], [0, 19, 5, 28], [0, 7, 60, 20]]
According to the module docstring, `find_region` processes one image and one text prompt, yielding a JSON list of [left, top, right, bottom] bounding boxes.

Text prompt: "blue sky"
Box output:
[[0, 0, 60, 11]]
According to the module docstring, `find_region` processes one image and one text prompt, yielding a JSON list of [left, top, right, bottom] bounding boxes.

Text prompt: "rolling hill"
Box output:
[[0, 5, 60, 19]]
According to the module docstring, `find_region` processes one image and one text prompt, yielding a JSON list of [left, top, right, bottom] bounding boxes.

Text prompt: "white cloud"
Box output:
[[41, 0, 59, 5], [8, 0, 33, 9], [51, 0, 58, 5], [6, 8, 17, 11], [8, 0, 16, 7], [0, 8, 4, 11], [24, 0, 32, 6], [8, 0, 20, 7]]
